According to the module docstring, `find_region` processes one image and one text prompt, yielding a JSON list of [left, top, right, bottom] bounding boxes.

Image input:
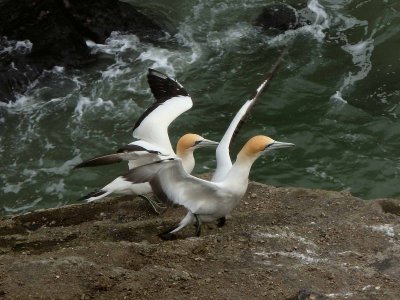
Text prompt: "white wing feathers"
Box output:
[[132, 69, 193, 152], [212, 54, 284, 182], [212, 99, 253, 182], [132, 96, 193, 152]]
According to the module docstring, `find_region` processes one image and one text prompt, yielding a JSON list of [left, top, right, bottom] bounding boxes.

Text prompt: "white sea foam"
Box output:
[[267, 0, 330, 46], [0, 37, 33, 55], [341, 39, 374, 91], [39, 154, 82, 176], [22, 168, 38, 178], [206, 23, 258, 52], [73, 96, 114, 120], [330, 91, 348, 105], [45, 179, 66, 198], [325, 0, 375, 102], [87, 32, 140, 55], [3, 197, 43, 214], [308, 0, 330, 37], [0, 94, 36, 112], [2, 182, 23, 194]]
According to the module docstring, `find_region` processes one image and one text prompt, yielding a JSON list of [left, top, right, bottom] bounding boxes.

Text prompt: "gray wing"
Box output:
[[74, 140, 170, 169], [123, 158, 225, 214]]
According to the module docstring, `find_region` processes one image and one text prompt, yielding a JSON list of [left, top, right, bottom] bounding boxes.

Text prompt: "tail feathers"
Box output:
[[79, 189, 111, 202]]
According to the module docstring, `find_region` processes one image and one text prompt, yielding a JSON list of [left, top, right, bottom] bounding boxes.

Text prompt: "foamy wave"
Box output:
[[45, 179, 66, 199], [340, 38, 374, 91], [0, 37, 33, 55], [3, 197, 43, 214], [87, 32, 140, 55], [73, 96, 114, 119], [39, 154, 82, 176], [306, 164, 345, 187], [330, 91, 348, 107], [266, 0, 330, 46], [2, 182, 23, 194], [0, 94, 36, 112]]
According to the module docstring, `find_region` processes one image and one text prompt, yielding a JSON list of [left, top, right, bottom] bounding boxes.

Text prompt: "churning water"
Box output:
[[1, 0, 399, 215]]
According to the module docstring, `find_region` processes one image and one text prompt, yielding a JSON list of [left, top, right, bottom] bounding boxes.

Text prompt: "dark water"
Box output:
[[1, 0, 399, 215]]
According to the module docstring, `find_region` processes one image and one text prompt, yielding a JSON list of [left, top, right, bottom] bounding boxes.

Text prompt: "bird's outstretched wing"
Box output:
[[123, 158, 225, 215], [212, 51, 286, 182], [132, 69, 193, 151], [74, 140, 170, 169]]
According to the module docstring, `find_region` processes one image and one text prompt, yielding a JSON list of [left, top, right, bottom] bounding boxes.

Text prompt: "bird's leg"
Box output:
[[217, 217, 226, 227], [194, 214, 202, 237], [158, 212, 194, 240], [138, 194, 167, 215]]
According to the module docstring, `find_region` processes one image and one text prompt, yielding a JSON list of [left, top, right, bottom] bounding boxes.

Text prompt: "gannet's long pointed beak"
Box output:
[[266, 141, 295, 151], [194, 139, 219, 149]]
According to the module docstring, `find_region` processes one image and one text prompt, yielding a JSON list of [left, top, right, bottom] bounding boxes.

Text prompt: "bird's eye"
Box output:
[[194, 140, 202, 146], [265, 142, 274, 149]]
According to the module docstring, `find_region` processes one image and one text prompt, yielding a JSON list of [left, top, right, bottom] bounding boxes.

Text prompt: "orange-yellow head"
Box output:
[[238, 135, 295, 160], [176, 133, 218, 156]]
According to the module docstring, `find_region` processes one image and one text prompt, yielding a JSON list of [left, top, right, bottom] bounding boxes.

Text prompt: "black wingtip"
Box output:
[[229, 50, 287, 147], [74, 155, 123, 169], [132, 69, 190, 132], [148, 68, 168, 79], [147, 69, 189, 102], [78, 190, 107, 201]]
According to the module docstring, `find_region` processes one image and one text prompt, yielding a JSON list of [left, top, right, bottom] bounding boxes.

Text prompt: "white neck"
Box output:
[[227, 155, 255, 181], [178, 151, 195, 173]]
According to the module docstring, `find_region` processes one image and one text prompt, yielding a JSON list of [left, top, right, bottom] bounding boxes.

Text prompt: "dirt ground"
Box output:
[[1, 182, 400, 299]]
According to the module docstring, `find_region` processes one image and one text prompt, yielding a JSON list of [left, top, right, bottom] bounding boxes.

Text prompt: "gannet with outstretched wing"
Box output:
[[77, 133, 217, 206], [123, 136, 295, 239], [75, 69, 218, 210]]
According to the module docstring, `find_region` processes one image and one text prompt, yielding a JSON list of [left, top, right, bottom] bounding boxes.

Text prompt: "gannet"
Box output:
[[75, 69, 218, 210], [123, 135, 295, 239], [77, 133, 218, 209]]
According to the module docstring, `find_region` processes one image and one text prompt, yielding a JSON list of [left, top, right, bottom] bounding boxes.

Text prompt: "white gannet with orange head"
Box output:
[[76, 133, 218, 211], [123, 135, 294, 239], [74, 69, 218, 210]]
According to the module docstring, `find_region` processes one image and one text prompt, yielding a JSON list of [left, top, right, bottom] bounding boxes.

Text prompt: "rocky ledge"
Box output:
[[1, 182, 400, 299]]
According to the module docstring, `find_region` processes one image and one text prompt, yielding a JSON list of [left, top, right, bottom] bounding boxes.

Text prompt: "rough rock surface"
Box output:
[[1, 182, 400, 299], [0, 0, 163, 102]]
